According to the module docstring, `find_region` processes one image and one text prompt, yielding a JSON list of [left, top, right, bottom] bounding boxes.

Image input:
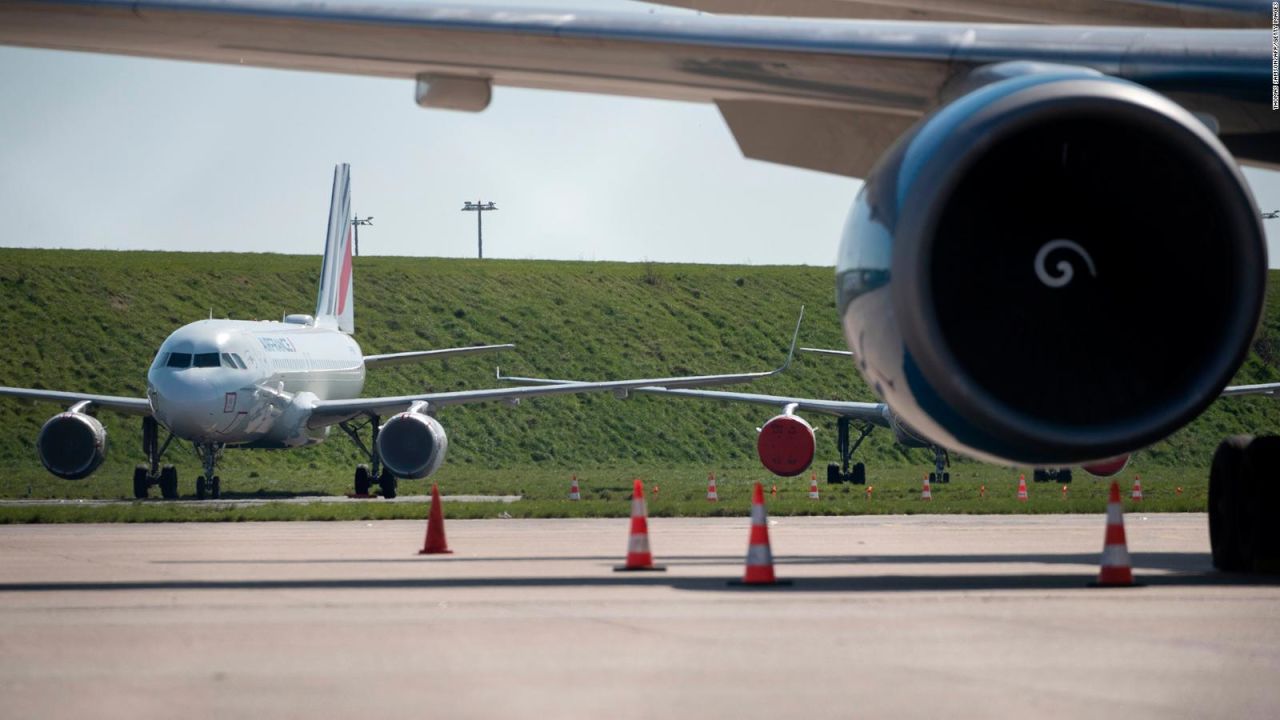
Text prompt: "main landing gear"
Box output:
[[132, 416, 179, 500], [827, 417, 872, 484], [1033, 468, 1073, 483], [339, 414, 398, 499], [194, 443, 224, 500], [1209, 435, 1280, 573], [929, 446, 951, 485]]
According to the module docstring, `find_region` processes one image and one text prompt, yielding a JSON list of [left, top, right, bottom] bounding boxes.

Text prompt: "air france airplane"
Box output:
[[0, 164, 796, 500]]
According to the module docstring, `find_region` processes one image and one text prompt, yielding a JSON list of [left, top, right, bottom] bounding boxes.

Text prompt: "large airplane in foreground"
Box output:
[[1, 0, 1276, 569], [0, 164, 797, 500]]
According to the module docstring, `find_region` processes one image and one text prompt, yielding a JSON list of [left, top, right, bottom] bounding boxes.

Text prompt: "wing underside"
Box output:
[[0, 1, 1274, 176]]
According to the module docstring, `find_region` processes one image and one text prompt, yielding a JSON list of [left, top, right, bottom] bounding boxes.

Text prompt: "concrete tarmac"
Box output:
[[0, 514, 1277, 719]]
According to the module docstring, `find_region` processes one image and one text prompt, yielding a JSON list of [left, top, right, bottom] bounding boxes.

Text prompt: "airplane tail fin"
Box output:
[[314, 163, 355, 334]]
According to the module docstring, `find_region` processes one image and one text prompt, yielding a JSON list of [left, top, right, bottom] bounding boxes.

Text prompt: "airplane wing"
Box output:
[[0, 1, 1273, 177], [363, 344, 514, 369], [304, 305, 804, 426], [799, 347, 854, 358], [0, 386, 152, 416], [647, 0, 1266, 28], [1221, 382, 1280, 397]]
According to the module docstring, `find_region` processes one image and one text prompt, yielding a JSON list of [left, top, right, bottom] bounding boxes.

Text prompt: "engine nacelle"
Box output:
[[756, 414, 815, 477], [837, 65, 1267, 466], [376, 411, 448, 480], [1081, 454, 1130, 478], [37, 412, 107, 480]]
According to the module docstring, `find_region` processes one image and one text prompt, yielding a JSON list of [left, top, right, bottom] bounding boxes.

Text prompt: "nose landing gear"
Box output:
[[194, 443, 224, 500]]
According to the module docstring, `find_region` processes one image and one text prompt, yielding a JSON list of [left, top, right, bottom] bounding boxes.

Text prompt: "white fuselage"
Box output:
[[146, 319, 365, 447]]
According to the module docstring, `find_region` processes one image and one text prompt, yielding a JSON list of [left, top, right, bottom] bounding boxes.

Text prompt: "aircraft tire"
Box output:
[[159, 465, 178, 500], [211, 476, 221, 500], [851, 462, 866, 485], [826, 463, 841, 485], [1210, 436, 1252, 571], [133, 465, 149, 499], [1059, 469, 1073, 484], [379, 472, 398, 499], [196, 476, 207, 501], [1244, 436, 1280, 572], [942, 472, 950, 484], [354, 465, 371, 495]]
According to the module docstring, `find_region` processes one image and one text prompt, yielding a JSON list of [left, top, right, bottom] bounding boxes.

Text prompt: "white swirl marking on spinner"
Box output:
[[1034, 239, 1097, 288]]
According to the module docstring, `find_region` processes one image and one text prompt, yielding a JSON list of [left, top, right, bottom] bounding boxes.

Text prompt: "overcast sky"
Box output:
[[0, 0, 1276, 266]]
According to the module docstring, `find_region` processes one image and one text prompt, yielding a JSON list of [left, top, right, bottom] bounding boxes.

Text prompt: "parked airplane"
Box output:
[[1, 1, 1275, 568], [0, 164, 798, 500]]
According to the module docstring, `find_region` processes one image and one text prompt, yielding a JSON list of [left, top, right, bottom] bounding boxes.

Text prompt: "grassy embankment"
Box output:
[[1, 248, 1278, 522]]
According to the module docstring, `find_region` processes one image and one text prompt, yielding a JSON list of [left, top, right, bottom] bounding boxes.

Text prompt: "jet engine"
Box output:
[[37, 411, 107, 480], [837, 65, 1267, 466], [756, 414, 815, 476], [376, 410, 448, 479], [1081, 455, 1130, 478]]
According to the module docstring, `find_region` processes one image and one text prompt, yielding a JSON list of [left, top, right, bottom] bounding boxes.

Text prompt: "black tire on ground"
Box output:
[[159, 465, 178, 500], [1059, 469, 1073, 484], [851, 462, 866, 485], [354, 464, 371, 495], [133, 465, 149, 499], [827, 463, 842, 485], [1243, 436, 1280, 573], [211, 476, 221, 500], [1033, 469, 1048, 483], [942, 472, 950, 484], [1210, 435, 1252, 571], [379, 472, 398, 499], [196, 476, 207, 501], [928, 472, 937, 485]]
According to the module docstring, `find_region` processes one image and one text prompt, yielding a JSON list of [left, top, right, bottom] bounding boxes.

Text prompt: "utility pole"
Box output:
[[351, 214, 373, 256], [461, 200, 498, 259]]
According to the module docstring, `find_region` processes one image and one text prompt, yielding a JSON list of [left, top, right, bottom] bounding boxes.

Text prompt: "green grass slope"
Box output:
[[1, 248, 1278, 500]]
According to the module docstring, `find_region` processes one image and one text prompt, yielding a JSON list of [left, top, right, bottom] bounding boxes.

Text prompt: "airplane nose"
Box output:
[[148, 371, 225, 441]]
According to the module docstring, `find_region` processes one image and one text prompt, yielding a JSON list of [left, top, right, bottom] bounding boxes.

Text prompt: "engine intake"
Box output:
[[37, 412, 107, 480], [757, 414, 815, 477], [376, 411, 448, 480], [837, 67, 1266, 465]]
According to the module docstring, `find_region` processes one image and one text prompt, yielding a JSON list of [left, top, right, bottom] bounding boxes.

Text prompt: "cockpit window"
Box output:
[[221, 353, 237, 369], [193, 353, 221, 368], [166, 352, 192, 368], [231, 354, 247, 369]]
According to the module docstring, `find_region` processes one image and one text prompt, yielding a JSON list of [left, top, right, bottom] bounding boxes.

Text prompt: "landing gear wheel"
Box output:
[[1033, 469, 1048, 483], [1211, 436, 1252, 572], [827, 463, 842, 485], [196, 476, 207, 501], [378, 472, 398, 499], [942, 472, 951, 484], [851, 462, 866, 485], [210, 476, 222, 500], [354, 464, 372, 495], [1059, 469, 1073, 484], [928, 472, 938, 485], [159, 465, 178, 500], [133, 465, 149, 499]]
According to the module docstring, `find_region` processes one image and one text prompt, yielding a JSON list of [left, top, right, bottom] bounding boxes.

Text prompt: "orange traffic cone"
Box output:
[[614, 479, 665, 572], [865, 485, 873, 500], [1061, 485, 1069, 500], [921, 474, 932, 501], [1095, 481, 1135, 586], [1017, 474, 1029, 502], [732, 482, 790, 586], [808, 473, 819, 500], [771, 484, 778, 498], [706, 472, 719, 502], [979, 484, 987, 499], [1131, 475, 1143, 502], [568, 474, 581, 501], [418, 483, 453, 555]]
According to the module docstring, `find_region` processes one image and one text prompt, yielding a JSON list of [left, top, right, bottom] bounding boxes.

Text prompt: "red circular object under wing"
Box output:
[[756, 415, 816, 477], [1082, 454, 1130, 477]]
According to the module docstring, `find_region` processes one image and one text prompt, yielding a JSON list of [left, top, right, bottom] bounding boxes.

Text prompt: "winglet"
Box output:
[[773, 305, 804, 376]]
